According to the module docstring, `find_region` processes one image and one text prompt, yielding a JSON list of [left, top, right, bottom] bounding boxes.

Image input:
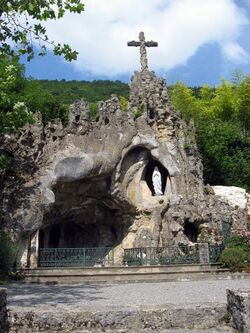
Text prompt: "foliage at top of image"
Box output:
[[0, 0, 84, 61]]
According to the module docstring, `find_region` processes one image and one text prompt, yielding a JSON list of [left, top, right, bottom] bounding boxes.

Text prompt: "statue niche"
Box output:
[[144, 160, 169, 196], [120, 146, 171, 206]]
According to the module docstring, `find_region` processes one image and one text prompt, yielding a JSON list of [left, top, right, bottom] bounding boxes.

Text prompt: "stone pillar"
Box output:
[[0, 289, 8, 333], [29, 231, 39, 269], [198, 243, 209, 264], [19, 237, 30, 268], [227, 289, 250, 333]]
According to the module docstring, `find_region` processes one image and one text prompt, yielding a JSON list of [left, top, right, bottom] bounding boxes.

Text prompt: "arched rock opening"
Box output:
[[120, 146, 171, 199], [39, 176, 132, 251]]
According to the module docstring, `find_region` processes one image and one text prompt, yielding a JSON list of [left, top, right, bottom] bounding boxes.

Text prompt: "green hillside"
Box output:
[[37, 79, 130, 105]]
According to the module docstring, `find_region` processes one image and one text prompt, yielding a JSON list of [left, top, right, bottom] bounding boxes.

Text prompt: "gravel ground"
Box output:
[[4, 277, 250, 312], [34, 329, 237, 333]]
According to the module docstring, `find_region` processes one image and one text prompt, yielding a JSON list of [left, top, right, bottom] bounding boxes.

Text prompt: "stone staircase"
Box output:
[[24, 263, 230, 284]]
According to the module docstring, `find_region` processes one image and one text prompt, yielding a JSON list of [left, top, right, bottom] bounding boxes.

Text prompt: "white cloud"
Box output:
[[44, 0, 249, 77], [223, 42, 250, 63]]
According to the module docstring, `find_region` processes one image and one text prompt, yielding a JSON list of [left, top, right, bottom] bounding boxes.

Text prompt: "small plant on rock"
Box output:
[[132, 102, 144, 118], [221, 312, 231, 325], [119, 96, 128, 112]]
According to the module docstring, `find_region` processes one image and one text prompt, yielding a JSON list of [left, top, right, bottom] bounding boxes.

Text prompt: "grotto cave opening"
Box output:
[[38, 176, 131, 253]]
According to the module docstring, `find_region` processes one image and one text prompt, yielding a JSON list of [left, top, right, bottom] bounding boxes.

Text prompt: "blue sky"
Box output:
[[23, 0, 250, 86]]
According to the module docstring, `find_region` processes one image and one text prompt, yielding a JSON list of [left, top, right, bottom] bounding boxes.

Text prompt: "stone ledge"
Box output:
[[9, 304, 229, 333]]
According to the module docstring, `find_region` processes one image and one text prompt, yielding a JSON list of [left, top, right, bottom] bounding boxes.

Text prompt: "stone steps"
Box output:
[[24, 264, 231, 284]]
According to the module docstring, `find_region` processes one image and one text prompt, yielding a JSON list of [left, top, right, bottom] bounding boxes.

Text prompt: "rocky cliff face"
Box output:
[[0, 69, 247, 266]]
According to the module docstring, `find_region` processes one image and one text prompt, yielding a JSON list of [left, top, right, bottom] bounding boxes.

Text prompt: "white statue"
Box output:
[[152, 166, 163, 196]]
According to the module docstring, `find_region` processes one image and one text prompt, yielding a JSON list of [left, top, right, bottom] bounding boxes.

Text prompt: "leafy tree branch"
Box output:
[[0, 0, 84, 61]]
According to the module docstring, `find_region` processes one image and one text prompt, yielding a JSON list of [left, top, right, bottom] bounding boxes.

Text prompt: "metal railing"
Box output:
[[208, 244, 224, 263], [123, 245, 199, 266], [222, 216, 233, 245], [39, 244, 225, 268], [39, 247, 114, 267]]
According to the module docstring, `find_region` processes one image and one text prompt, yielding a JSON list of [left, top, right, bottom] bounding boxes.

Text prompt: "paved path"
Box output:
[[5, 277, 250, 312]]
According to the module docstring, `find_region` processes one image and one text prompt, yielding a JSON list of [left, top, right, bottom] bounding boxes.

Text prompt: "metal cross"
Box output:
[[127, 32, 158, 72]]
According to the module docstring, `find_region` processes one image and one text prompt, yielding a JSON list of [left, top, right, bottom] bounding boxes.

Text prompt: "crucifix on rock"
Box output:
[[127, 32, 158, 72]]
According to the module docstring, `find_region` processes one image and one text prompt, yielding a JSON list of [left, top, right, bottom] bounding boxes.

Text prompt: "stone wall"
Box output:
[[0, 288, 8, 333], [9, 305, 226, 333], [227, 289, 250, 333]]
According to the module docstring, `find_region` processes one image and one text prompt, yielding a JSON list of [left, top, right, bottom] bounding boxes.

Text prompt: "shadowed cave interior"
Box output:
[[39, 176, 131, 249], [183, 220, 199, 243]]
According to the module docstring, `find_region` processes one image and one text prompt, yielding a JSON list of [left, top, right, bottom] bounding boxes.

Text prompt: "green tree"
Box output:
[[196, 118, 250, 190], [0, 0, 84, 61], [36, 79, 129, 105], [169, 82, 199, 121], [20, 80, 69, 125], [212, 79, 238, 122], [0, 56, 69, 133], [231, 69, 245, 86], [0, 56, 35, 133], [237, 76, 250, 134], [170, 78, 250, 191]]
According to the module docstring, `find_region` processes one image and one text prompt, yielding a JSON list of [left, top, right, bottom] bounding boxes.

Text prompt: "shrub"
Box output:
[[0, 231, 17, 278], [119, 96, 128, 112], [89, 102, 99, 118], [226, 234, 250, 252], [220, 247, 247, 272]]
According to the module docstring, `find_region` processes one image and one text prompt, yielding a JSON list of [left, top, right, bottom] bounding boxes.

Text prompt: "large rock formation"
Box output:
[[212, 186, 249, 233], [0, 69, 248, 266]]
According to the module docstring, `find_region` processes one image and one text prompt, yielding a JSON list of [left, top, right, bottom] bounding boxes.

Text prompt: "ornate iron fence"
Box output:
[[39, 244, 225, 268], [208, 244, 224, 263], [123, 245, 199, 266], [39, 247, 114, 267]]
